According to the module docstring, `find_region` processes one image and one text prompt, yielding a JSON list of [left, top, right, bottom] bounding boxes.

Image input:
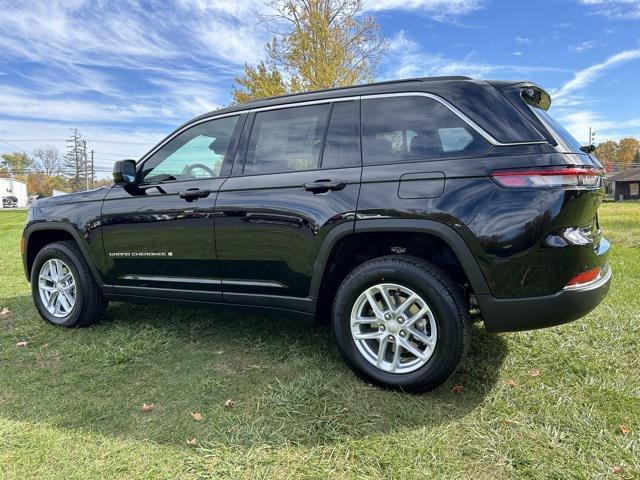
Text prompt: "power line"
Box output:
[[0, 138, 154, 145]]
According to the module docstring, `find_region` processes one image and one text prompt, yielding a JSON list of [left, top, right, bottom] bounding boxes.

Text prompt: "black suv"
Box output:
[[22, 77, 611, 392]]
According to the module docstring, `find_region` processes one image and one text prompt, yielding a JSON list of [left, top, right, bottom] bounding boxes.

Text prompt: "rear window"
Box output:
[[361, 96, 490, 164], [529, 107, 583, 153]]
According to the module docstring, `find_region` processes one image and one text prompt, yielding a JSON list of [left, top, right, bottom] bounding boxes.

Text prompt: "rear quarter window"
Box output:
[[361, 96, 490, 164]]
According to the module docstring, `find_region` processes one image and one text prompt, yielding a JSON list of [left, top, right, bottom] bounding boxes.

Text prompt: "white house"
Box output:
[[0, 177, 28, 207]]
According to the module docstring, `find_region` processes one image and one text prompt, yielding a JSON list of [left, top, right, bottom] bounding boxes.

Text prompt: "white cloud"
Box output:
[[578, 0, 640, 19], [364, 0, 485, 19], [554, 48, 640, 100], [568, 40, 599, 53], [514, 36, 532, 44], [383, 31, 568, 80], [550, 49, 640, 140]]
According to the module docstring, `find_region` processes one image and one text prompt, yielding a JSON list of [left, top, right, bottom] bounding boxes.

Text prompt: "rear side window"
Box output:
[[361, 96, 490, 164], [244, 104, 330, 175], [321, 101, 361, 169]]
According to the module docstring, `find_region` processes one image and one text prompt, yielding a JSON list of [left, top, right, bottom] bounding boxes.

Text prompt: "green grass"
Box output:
[[0, 204, 638, 479]]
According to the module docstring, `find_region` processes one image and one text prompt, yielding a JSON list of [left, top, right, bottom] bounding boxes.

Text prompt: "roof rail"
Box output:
[[254, 76, 473, 102]]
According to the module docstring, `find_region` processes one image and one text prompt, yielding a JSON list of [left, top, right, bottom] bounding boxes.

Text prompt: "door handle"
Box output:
[[179, 188, 211, 202], [303, 179, 347, 194]]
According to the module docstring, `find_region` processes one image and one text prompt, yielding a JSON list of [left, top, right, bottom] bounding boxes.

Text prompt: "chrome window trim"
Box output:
[[137, 91, 547, 167]]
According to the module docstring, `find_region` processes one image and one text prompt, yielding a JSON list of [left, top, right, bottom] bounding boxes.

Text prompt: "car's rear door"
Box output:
[[100, 114, 244, 302], [214, 100, 362, 312]]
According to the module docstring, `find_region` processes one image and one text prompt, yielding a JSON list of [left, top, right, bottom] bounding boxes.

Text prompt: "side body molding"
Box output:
[[307, 219, 491, 300]]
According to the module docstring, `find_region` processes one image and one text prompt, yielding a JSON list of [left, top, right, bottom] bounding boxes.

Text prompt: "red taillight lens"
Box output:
[[566, 267, 601, 286], [491, 168, 602, 188]]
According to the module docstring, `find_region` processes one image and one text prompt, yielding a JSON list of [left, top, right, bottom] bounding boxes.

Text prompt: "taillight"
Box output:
[[491, 167, 603, 188], [566, 267, 601, 287]]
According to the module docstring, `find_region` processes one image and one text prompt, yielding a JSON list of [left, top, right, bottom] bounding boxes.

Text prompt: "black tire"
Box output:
[[332, 255, 471, 393], [31, 241, 107, 328]]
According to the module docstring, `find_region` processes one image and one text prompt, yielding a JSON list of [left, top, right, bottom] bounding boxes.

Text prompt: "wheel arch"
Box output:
[[309, 219, 490, 317], [23, 223, 105, 288]]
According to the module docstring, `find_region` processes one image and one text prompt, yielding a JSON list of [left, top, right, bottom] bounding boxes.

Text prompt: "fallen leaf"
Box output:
[[506, 379, 516, 387], [140, 402, 155, 412], [186, 437, 197, 446], [451, 385, 464, 394], [612, 466, 623, 474], [191, 412, 204, 421], [42, 343, 49, 349], [619, 424, 631, 435], [16, 341, 28, 347], [224, 399, 236, 408], [0, 307, 10, 316], [529, 369, 541, 377]]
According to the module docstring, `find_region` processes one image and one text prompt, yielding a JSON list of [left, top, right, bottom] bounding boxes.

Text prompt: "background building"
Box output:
[[609, 168, 640, 201], [0, 177, 28, 208]]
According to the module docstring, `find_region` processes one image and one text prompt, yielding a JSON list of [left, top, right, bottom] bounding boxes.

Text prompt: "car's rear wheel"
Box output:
[[332, 255, 470, 393], [31, 241, 107, 327]]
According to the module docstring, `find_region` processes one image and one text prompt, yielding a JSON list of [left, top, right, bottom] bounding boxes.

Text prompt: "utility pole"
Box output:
[[74, 135, 79, 192], [83, 140, 88, 190], [91, 150, 94, 189]]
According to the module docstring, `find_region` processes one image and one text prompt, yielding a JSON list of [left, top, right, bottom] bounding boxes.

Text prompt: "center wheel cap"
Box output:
[[386, 320, 400, 334]]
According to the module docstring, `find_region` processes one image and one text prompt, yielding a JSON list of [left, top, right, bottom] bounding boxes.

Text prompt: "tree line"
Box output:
[[594, 138, 640, 172], [0, 128, 110, 198]]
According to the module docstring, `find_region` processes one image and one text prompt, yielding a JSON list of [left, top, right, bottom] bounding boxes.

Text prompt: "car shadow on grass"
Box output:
[[1, 296, 508, 447]]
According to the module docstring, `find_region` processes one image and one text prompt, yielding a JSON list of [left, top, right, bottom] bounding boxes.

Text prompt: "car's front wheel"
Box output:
[[332, 255, 470, 393], [31, 241, 107, 327]]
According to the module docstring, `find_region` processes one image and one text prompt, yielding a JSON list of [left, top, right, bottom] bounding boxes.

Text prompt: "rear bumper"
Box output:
[[478, 264, 612, 333]]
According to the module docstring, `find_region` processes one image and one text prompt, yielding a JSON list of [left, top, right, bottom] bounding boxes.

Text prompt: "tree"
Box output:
[[233, 62, 288, 105], [617, 137, 640, 169], [33, 145, 61, 176], [232, 0, 388, 103], [594, 140, 618, 163], [0, 152, 35, 177], [63, 129, 89, 192], [26, 172, 65, 198]]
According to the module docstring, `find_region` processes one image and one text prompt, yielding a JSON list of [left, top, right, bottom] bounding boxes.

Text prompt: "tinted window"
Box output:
[[361, 96, 490, 164], [321, 101, 360, 168], [244, 104, 330, 175], [141, 116, 239, 183], [531, 107, 583, 153]]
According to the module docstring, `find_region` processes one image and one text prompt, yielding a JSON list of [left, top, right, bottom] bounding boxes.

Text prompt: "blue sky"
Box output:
[[0, 0, 639, 176]]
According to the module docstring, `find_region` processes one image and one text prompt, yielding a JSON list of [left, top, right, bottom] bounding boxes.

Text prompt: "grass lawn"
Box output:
[[0, 203, 638, 479]]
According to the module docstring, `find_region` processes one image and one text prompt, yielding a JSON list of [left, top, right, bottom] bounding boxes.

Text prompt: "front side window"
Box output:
[[140, 116, 239, 183], [244, 104, 330, 175], [361, 96, 490, 164]]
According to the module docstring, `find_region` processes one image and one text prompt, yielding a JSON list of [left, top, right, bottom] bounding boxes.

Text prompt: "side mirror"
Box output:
[[113, 159, 137, 186]]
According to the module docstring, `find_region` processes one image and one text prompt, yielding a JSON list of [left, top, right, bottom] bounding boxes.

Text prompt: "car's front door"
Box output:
[[100, 114, 244, 301], [215, 100, 362, 311]]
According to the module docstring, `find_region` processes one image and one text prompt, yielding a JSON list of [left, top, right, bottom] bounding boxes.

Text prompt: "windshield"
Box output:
[[530, 107, 584, 153]]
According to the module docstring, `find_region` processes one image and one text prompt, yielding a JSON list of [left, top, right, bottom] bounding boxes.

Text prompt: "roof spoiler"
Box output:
[[521, 85, 551, 111], [488, 81, 552, 111]]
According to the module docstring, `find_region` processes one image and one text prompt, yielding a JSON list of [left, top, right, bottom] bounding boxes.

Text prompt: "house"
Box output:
[[0, 177, 28, 208], [609, 168, 640, 201]]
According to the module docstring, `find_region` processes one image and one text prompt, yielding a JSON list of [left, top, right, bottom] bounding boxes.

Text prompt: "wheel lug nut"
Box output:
[[379, 325, 386, 331], [387, 335, 394, 341], [384, 313, 391, 320], [399, 330, 406, 337], [398, 316, 405, 323]]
